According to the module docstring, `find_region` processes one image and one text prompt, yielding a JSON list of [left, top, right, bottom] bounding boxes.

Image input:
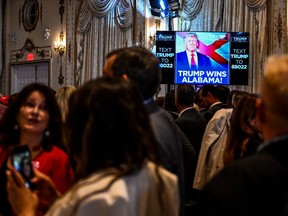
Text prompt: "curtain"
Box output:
[[76, 0, 133, 87], [0, 0, 2, 78], [179, 0, 268, 93]]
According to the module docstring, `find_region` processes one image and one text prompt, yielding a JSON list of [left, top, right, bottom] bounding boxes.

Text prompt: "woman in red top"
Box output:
[[0, 83, 74, 216]]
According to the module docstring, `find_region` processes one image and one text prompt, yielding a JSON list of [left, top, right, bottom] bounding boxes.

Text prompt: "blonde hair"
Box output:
[[262, 55, 288, 121], [55, 85, 76, 122]]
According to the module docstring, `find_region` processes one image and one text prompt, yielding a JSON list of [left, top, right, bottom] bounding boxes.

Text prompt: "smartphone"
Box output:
[[11, 145, 35, 189]]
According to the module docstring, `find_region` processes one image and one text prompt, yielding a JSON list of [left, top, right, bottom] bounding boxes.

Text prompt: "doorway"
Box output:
[[10, 61, 50, 94]]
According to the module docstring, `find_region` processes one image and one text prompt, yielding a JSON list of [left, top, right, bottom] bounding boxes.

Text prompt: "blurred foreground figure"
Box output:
[[6, 78, 179, 216], [196, 54, 288, 216], [0, 83, 74, 216]]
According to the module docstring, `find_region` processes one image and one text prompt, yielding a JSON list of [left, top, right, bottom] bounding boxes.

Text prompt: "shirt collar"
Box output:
[[257, 135, 288, 152], [179, 107, 195, 117], [209, 101, 222, 109]]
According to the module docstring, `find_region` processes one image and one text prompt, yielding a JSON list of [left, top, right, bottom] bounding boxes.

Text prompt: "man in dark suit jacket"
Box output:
[[176, 32, 212, 71], [174, 84, 207, 212], [198, 84, 226, 123], [195, 54, 288, 216]]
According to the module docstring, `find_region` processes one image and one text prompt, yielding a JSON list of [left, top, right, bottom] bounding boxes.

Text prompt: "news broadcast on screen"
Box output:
[[156, 31, 249, 85]]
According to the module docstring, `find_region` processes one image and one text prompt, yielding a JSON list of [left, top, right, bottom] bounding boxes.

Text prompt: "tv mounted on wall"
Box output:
[[155, 31, 249, 85]]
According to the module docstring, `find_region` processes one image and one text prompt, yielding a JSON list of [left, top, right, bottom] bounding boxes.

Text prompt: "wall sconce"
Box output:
[[54, 31, 65, 57], [54, 31, 65, 84]]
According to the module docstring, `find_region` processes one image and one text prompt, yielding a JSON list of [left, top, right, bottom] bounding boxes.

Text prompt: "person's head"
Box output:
[[183, 32, 198, 53], [175, 84, 195, 112], [226, 90, 250, 109], [257, 54, 288, 140], [216, 85, 230, 105], [112, 46, 161, 100], [103, 48, 126, 77], [224, 93, 260, 165], [55, 85, 76, 122], [198, 85, 219, 109], [0, 83, 62, 149], [65, 77, 158, 180], [164, 89, 177, 112]]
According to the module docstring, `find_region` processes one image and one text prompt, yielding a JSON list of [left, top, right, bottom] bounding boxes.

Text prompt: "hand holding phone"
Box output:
[[10, 145, 35, 189]]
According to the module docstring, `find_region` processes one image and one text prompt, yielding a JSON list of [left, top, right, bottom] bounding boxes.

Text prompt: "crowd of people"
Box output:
[[0, 47, 288, 216]]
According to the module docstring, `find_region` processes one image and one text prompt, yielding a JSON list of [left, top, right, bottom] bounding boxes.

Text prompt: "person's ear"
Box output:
[[256, 98, 265, 124], [207, 92, 213, 99], [121, 74, 128, 80]]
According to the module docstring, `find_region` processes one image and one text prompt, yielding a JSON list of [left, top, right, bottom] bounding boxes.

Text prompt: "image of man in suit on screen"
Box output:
[[176, 32, 212, 71]]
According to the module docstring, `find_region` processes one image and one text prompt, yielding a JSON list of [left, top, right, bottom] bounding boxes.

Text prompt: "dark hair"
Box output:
[[199, 85, 219, 99], [8, 93, 18, 106], [223, 94, 260, 165], [112, 46, 161, 100], [216, 85, 230, 104], [105, 47, 126, 59], [226, 90, 250, 109], [65, 77, 158, 180], [164, 89, 177, 112], [0, 83, 63, 150], [176, 84, 195, 106]]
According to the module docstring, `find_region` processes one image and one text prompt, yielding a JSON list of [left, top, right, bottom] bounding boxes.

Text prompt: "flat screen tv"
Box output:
[[155, 31, 249, 85]]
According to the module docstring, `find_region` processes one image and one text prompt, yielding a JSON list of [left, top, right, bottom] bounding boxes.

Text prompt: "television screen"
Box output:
[[155, 31, 249, 85]]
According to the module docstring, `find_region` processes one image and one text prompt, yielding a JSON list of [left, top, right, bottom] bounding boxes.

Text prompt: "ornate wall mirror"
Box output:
[[22, 0, 39, 32]]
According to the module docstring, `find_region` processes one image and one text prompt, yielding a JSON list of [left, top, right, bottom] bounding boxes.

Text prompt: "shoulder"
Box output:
[[197, 52, 210, 59], [176, 51, 186, 57], [198, 153, 288, 215], [146, 161, 178, 183], [48, 163, 178, 215], [205, 151, 286, 191]]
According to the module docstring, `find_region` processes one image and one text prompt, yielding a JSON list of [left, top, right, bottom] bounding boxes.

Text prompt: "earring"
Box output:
[[14, 124, 19, 130], [44, 129, 50, 137]]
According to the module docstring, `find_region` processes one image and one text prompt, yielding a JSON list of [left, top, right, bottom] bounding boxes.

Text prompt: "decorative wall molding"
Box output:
[[10, 38, 51, 63], [271, 0, 286, 53], [65, 0, 75, 85]]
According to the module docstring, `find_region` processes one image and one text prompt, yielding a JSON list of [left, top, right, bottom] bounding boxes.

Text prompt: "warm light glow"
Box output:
[[54, 31, 65, 56]]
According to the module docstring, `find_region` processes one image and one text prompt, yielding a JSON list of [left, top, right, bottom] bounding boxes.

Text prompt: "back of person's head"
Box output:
[[231, 94, 259, 135], [216, 85, 230, 104], [261, 54, 288, 123], [103, 48, 126, 77], [55, 85, 76, 122], [199, 84, 219, 99], [112, 46, 161, 100], [176, 84, 195, 106], [0, 83, 62, 148], [226, 90, 250, 109], [65, 77, 158, 180], [164, 89, 177, 112]]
